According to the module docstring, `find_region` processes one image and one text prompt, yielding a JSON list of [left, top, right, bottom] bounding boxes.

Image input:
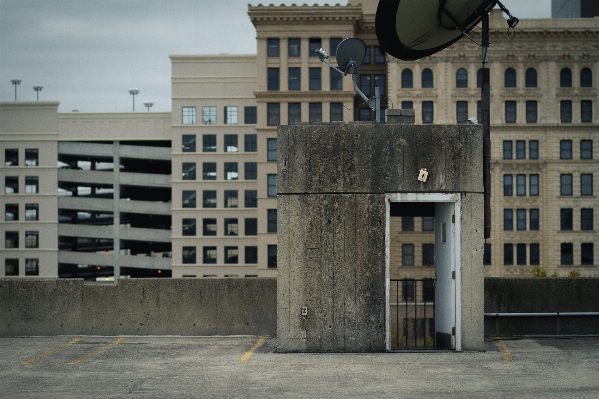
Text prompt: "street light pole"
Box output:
[[11, 79, 22, 101], [128, 88, 140, 111], [143, 101, 154, 111], [33, 85, 43, 101]]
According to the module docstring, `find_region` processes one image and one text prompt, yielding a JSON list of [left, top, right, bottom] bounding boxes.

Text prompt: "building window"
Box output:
[[456, 101, 468, 123], [581, 243, 594, 266], [360, 74, 371, 97], [581, 209, 593, 231], [374, 74, 385, 96], [309, 38, 321, 56], [224, 106, 238, 124], [422, 101, 434, 124], [516, 174, 526, 196], [244, 134, 257, 153], [402, 280, 415, 302], [330, 103, 343, 122], [245, 190, 257, 208], [581, 174, 593, 196], [560, 67, 572, 87], [526, 101, 537, 123], [5, 231, 19, 248], [182, 135, 196, 152], [529, 174, 539, 197], [202, 246, 216, 264], [560, 140, 572, 159], [530, 209, 539, 230], [245, 218, 257, 236], [525, 68, 537, 87], [561, 208, 573, 231], [581, 140, 593, 159], [517, 243, 527, 266], [5, 148, 18, 166], [224, 218, 239, 236], [580, 67, 593, 87], [561, 174, 572, 196], [203, 218, 217, 236], [581, 100, 593, 123], [530, 244, 540, 265], [516, 140, 525, 159], [456, 68, 468, 88], [504, 244, 513, 266], [309, 67, 322, 91], [287, 103, 301, 125], [202, 190, 216, 208], [402, 216, 414, 231], [244, 162, 257, 180], [483, 244, 491, 265], [402, 244, 414, 266], [267, 138, 277, 161], [505, 68, 516, 87], [245, 246, 258, 264], [505, 101, 517, 123], [331, 69, 343, 90], [422, 244, 435, 266], [373, 46, 385, 64], [359, 108, 371, 121], [182, 106, 196, 124], [25, 259, 39, 276], [288, 38, 300, 57], [529, 140, 539, 159], [267, 68, 280, 91], [561, 243, 573, 265], [503, 174, 513, 196], [267, 209, 277, 233], [267, 103, 280, 126], [6, 203, 18, 221], [224, 163, 238, 180], [503, 141, 512, 159], [25, 149, 38, 166], [267, 38, 280, 57], [182, 218, 196, 236], [330, 37, 342, 56], [25, 176, 38, 194], [503, 209, 513, 231], [202, 135, 216, 152], [402, 101, 413, 110], [363, 46, 371, 64], [422, 217, 434, 231], [5, 259, 19, 276], [244, 106, 257, 124], [224, 134, 238, 152], [200, 162, 214, 180], [288, 67, 300, 91], [309, 102, 322, 125], [267, 174, 277, 197], [224, 190, 238, 208], [401, 69, 413, 88], [517, 209, 526, 231], [422, 68, 433, 88], [267, 245, 277, 268], [202, 106, 216, 124], [560, 100, 572, 123], [25, 231, 38, 248]]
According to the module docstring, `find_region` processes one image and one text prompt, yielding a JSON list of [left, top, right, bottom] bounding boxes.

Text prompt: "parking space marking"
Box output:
[[67, 338, 125, 365], [239, 337, 267, 364], [22, 337, 82, 365], [496, 338, 513, 362]]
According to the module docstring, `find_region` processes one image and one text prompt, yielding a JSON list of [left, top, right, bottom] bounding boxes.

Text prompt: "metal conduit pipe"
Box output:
[[484, 312, 599, 317]]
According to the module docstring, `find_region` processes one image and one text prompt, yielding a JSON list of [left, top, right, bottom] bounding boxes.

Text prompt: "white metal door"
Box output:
[[434, 202, 456, 349]]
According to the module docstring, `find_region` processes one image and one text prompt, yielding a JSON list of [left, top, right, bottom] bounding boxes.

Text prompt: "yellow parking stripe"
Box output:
[[496, 338, 513, 362], [22, 337, 82, 365], [239, 337, 266, 364], [68, 338, 125, 365]]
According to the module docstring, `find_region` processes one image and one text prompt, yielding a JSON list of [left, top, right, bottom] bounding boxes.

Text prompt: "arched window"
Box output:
[[477, 68, 483, 88], [581, 67, 593, 87], [560, 68, 572, 87], [456, 68, 468, 88], [422, 68, 433, 88], [505, 68, 517, 88], [525, 68, 537, 88], [401, 69, 413, 88]]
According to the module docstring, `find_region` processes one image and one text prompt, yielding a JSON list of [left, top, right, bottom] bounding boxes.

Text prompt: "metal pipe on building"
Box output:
[[482, 13, 491, 240]]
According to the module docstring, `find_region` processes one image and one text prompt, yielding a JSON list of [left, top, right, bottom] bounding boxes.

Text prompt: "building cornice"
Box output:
[[253, 90, 356, 100], [248, 4, 362, 27]]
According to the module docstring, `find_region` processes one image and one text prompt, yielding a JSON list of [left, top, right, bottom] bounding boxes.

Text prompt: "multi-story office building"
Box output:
[[2, 0, 597, 279]]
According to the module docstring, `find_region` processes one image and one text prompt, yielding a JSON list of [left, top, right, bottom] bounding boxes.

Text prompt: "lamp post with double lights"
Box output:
[[129, 88, 140, 111], [143, 101, 154, 111], [33, 85, 43, 101], [11, 79, 22, 101]]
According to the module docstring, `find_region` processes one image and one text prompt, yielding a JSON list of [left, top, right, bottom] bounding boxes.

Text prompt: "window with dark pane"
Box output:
[[505, 101, 516, 123], [504, 244, 513, 266], [560, 140, 572, 159], [245, 218, 257, 236], [202, 190, 216, 208], [203, 134, 216, 152], [288, 67, 300, 91], [530, 209, 539, 230], [525, 68, 537, 87], [561, 243, 573, 265], [580, 67, 593, 87], [504, 209, 513, 231], [182, 135, 196, 152], [244, 106, 257, 124], [422, 68, 433, 88], [267, 38, 280, 57], [244, 162, 257, 180], [203, 218, 217, 236], [517, 244, 527, 266], [288, 38, 300, 57], [581, 209, 593, 231], [504, 68, 516, 87], [561, 100, 572, 123], [201, 162, 214, 180], [267, 209, 277, 233], [288, 103, 301, 125], [401, 69, 413, 88], [561, 208, 573, 230], [244, 134, 257, 152], [182, 218, 196, 236], [560, 67, 572, 87], [224, 190, 238, 208], [309, 102, 322, 125], [456, 68, 468, 88]]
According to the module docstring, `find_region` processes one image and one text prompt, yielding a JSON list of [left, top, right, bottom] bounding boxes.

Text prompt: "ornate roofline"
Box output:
[[248, 4, 363, 27]]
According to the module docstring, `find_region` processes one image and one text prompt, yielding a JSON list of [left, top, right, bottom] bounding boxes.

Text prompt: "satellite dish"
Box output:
[[336, 38, 367, 74], [376, 0, 497, 61]]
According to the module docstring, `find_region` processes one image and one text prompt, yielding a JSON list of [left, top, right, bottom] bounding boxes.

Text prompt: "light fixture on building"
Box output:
[[11, 79, 22, 101], [129, 88, 140, 111], [143, 101, 154, 111], [33, 85, 43, 101]]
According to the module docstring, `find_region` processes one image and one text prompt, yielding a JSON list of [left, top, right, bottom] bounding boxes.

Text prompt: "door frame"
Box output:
[[385, 193, 462, 351]]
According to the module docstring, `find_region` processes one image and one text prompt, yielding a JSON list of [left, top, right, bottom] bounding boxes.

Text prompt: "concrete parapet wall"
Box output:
[[0, 278, 276, 337]]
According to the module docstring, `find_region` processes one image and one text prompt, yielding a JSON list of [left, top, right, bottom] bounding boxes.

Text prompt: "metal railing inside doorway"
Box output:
[[390, 278, 436, 349]]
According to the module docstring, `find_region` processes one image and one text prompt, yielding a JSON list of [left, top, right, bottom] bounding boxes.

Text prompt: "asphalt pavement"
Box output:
[[1, 335, 598, 398]]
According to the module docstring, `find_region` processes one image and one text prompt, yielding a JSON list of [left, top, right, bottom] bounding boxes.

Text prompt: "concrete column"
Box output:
[[113, 141, 121, 280]]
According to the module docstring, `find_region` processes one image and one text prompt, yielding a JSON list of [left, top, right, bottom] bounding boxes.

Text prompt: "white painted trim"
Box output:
[[384, 197, 391, 351], [454, 196, 462, 352]]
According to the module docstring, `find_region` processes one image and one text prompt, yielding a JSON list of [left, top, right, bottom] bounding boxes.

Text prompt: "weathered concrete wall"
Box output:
[[0, 278, 276, 337], [485, 278, 599, 335], [277, 123, 484, 352]]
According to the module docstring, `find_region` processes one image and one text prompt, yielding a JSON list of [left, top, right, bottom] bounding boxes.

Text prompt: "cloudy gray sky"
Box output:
[[0, 0, 551, 113]]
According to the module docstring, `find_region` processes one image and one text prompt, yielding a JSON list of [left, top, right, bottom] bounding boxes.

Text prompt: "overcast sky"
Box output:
[[0, 0, 551, 113]]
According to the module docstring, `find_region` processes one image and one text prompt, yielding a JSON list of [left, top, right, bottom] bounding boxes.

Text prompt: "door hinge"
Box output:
[[452, 327, 456, 336], [452, 271, 455, 279], [452, 214, 455, 223]]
